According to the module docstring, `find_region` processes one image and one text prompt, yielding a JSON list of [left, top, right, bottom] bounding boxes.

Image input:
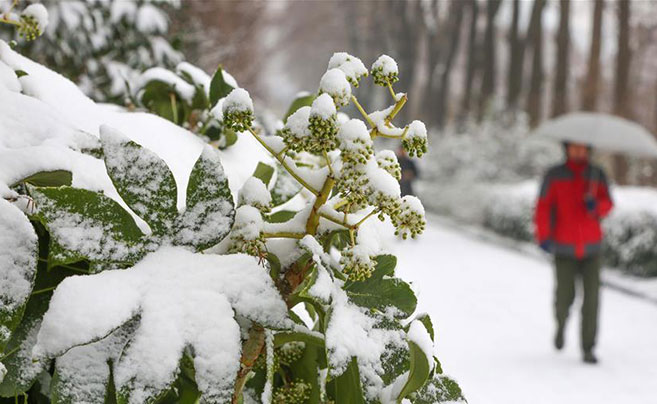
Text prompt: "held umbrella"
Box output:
[[531, 112, 657, 158]]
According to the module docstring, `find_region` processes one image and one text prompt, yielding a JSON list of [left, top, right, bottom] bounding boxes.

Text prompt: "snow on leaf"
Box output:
[[33, 247, 289, 404], [410, 374, 466, 404], [174, 146, 234, 251], [29, 186, 146, 268], [100, 125, 178, 236], [0, 199, 37, 352]]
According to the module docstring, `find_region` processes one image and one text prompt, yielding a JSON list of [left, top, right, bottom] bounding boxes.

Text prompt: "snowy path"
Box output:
[[396, 218, 657, 404]]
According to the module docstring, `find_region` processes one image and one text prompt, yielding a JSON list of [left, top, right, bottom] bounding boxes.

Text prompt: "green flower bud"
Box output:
[[222, 88, 255, 132], [273, 381, 312, 404], [402, 120, 428, 158], [341, 245, 376, 281], [371, 55, 399, 87]]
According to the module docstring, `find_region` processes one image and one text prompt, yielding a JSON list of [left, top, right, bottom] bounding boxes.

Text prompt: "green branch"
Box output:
[[247, 127, 319, 196], [262, 232, 305, 239], [351, 95, 375, 127]]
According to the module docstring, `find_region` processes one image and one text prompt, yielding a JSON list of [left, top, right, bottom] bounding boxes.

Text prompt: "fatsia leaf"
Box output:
[[32, 247, 288, 404], [410, 374, 466, 404], [252, 162, 275, 186], [284, 93, 316, 123], [29, 186, 145, 268], [345, 255, 417, 318], [100, 125, 178, 236], [0, 199, 37, 352], [12, 170, 72, 187], [329, 357, 365, 404], [397, 321, 434, 401], [271, 164, 302, 207], [209, 66, 235, 107], [174, 146, 234, 251]]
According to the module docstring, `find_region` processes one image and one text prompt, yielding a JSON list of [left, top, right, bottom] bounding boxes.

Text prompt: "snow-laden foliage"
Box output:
[[0, 0, 182, 101], [0, 43, 464, 404]]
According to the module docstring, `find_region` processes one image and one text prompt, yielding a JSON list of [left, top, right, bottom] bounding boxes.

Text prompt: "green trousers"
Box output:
[[554, 254, 601, 352]]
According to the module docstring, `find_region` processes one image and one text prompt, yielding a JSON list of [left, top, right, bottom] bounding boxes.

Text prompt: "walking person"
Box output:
[[534, 142, 613, 364], [397, 146, 418, 196]]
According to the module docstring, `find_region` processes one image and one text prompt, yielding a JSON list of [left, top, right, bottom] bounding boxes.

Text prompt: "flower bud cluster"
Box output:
[[319, 68, 352, 108], [391, 195, 426, 239], [280, 106, 312, 153], [371, 55, 399, 87], [228, 205, 265, 256], [340, 244, 376, 281], [402, 120, 428, 157], [327, 52, 368, 87], [273, 381, 312, 404], [222, 88, 254, 132], [337, 119, 373, 165], [17, 4, 48, 41], [375, 150, 402, 181], [238, 177, 272, 213], [277, 341, 305, 365], [307, 94, 339, 154]]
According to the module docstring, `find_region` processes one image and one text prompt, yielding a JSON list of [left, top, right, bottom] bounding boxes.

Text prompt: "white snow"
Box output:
[[284, 106, 311, 139], [337, 119, 372, 152], [406, 120, 427, 141], [319, 68, 351, 107], [371, 55, 398, 76], [0, 198, 37, 343], [232, 205, 264, 240], [135, 4, 168, 34], [310, 93, 337, 120], [33, 246, 288, 403], [21, 3, 49, 34], [223, 88, 254, 114], [176, 61, 211, 93], [238, 177, 272, 209], [406, 320, 434, 367], [327, 52, 368, 85], [396, 217, 657, 404], [134, 67, 196, 102]]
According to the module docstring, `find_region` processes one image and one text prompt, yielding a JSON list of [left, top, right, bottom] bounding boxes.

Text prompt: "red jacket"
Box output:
[[534, 160, 613, 258]]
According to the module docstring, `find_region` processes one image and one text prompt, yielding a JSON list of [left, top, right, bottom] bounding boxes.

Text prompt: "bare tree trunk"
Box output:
[[423, 0, 441, 126], [613, 0, 632, 184], [435, 0, 466, 127], [525, 0, 546, 127], [581, 0, 604, 111], [478, 0, 503, 121], [459, 0, 481, 120], [506, 0, 525, 112], [551, 0, 570, 117]]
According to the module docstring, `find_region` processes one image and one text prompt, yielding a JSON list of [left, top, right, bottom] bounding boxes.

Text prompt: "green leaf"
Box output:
[[12, 170, 72, 187], [411, 313, 435, 342], [265, 210, 297, 223], [410, 374, 466, 404], [271, 165, 302, 207], [174, 146, 234, 251], [29, 186, 145, 268], [330, 357, 365, 404], [0, 241, 79, 397], [253, 162, 275, 186], [221, 127, 238, 149], [284, 93, 316, 122], [397, 341, 432, 401], [139, 80, 188, 124], [0, 200, 37, 353], [345, 255, 417, 318], [209, 66, 235, 107], [100, 126, 178, 236], [14, 70, 27, 78]]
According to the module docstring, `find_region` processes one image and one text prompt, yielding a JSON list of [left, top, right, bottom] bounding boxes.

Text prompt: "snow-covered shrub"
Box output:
[[0, 0, 182, 102], [0, 44, 464, 404], [131, 62, 244, 148]]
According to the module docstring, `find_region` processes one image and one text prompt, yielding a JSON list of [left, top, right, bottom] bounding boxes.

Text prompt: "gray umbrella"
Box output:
[[531, 112, 657, 158]]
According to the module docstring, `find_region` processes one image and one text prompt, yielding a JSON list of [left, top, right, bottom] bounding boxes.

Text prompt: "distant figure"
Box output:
[[534, 142, 613, 364], [397, 146, 418, 196]]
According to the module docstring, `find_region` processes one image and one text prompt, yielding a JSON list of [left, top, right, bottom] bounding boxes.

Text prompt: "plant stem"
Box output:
[[262, 232, 305, 239], [351, 95, 374, 127], [323, 151, 334, 177], [247, 128, 319, 196], [354, 209, 378, 228], [386, 81, 397, 100], [169, 93, 178, 123], [232, 325, 265, 404], [31, 286, 56, 295], [375, 126, 409, 139], [386, 94, 407, 124], [305, 177, 336, 235], [318, 212, 353, 230], [0, 345, 20, 362], [37, 258, 89, 274]]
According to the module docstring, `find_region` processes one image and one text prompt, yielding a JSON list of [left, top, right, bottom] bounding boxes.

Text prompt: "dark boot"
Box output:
[[554, 325, 565, 350], [583, 350, 598, 364]]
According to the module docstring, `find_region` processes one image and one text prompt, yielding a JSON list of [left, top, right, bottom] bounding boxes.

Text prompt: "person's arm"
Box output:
[[593, 169, 613, 218], [535, 171, 556, 246]]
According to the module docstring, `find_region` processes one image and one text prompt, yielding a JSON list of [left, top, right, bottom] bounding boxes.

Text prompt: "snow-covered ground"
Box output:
[[397, 217, 657, 404]]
